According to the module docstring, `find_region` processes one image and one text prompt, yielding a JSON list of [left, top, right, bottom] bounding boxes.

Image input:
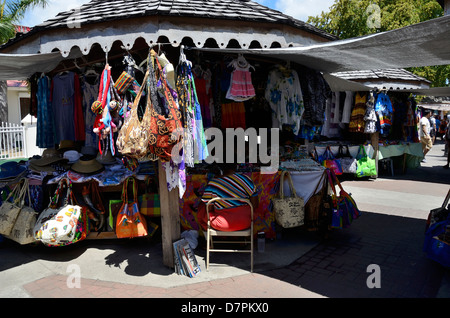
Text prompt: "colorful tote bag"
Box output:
[[138, 193, 160, 217], [321, 146, 343, 176], [34, 178, 89, 247], [355, 145, 377, 178], [327, 169, 361, 229], [116, 177, 148, 239], [114, 71, 135, 95], [116, 68, 154, 160], [147, 53, 183, 162]]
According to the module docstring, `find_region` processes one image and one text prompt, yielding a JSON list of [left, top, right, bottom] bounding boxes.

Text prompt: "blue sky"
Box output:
[[19, 0, 335, 27]]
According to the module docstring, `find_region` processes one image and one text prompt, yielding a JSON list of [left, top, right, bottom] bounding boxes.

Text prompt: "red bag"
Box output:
[[116, 177, 148, 239], [147, 52, 183, 162]]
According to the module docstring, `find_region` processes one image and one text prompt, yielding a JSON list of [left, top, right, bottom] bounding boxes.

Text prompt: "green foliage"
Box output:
[[307, 0, 448, 87], [0, 0, 48, 44]]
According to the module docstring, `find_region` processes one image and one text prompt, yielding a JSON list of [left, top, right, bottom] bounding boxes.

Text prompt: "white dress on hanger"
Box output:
[[341, 91, 354, 124]]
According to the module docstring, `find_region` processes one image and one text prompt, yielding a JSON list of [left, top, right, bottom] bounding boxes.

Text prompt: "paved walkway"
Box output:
[[1, 141, 449, 301]]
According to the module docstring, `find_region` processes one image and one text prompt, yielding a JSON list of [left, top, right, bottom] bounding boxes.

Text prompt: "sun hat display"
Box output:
[[96, 151, 118, 165], [64, 150, 82, 164], [70, 155, 104, 175], [0, 161, 27, 180], [29, 148, 69, 167], [58, 140, 77, 152]]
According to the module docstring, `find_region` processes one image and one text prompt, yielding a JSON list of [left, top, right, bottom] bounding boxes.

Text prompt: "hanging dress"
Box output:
[[36, 75, 56, 148], [341, 91, 354, 124], [265, 65, 304, 135], [375, 92, 394, 137], [226, 57, 256, 102], [348, 92, 367, 133], [364, 92, 377, 134]]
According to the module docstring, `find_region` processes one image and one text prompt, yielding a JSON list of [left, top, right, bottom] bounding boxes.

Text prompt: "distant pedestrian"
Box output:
[[419, 110, 433, 163], [430, 115, 436, 144], [444, 115, 450, 169]]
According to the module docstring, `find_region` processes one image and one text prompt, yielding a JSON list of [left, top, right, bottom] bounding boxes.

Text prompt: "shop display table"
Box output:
[[378, 143, 423, 170]]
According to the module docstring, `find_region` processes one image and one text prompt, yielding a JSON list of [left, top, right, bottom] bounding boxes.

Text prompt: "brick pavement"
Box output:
[[7, 142, 450, 299]]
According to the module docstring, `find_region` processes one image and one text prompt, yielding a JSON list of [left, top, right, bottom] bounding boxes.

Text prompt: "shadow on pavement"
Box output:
[[259, 211, 448, 298]]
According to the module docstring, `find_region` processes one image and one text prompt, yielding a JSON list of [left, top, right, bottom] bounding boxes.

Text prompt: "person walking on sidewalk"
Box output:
[[420, 110, 433, 163], [444, 115, 450, 169]]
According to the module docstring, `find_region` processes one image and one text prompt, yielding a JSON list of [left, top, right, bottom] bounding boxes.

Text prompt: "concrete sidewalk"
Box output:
[[0, 141, 449, 299]]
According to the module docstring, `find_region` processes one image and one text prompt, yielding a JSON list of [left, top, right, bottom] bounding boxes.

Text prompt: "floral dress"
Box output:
[[265, 65, 304, 135]]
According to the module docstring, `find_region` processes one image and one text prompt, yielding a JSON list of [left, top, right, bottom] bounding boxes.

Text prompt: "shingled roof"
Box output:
[[1, 0, 336, 55], [38, 0, 335, 39], [332, 68, 431, 90]]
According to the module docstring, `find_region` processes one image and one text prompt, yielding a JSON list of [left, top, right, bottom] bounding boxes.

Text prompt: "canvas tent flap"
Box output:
[[322, 73, 373, 92], [0, 52, 64, 80], [192, 15, 450, 73]]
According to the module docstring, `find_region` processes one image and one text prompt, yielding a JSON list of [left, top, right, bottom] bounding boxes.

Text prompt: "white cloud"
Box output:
[[271, 0, 335, 22], [20, 0, 90, 27]]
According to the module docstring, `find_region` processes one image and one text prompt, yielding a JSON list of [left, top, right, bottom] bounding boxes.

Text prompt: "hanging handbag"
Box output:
[[423, 216, 450, 268], [116, 68, 154, 160], [272, 171, 305, 228], [327, 169, 361, 229], [5, 178, 38, 245], [338, 145, 358, 174], [114, 71, 135, 95], [147, 52, 183, 162], [34, 178, 88, 247], [304, 171, 326, 231], [116, 177, 148, 239], [355, 145, 377, 178], [321, 146, 343, 176], [0, 180, 26, 236]]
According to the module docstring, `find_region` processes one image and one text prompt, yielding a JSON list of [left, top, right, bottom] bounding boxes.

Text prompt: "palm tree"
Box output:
[[0, 0, 48, 44]]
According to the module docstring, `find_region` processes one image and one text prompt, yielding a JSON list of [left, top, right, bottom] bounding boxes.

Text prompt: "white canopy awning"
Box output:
[[0, 52, 64, 80], [193, 15, 450, 73]]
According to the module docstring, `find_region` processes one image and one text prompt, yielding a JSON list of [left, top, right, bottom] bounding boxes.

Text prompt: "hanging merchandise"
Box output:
[[337, 145, 358, 174], [34, 178, 89, 247], [82, 71, 100, 150], [273, 171, 305, 228], [375, 91, 394, 137], [364, 91, 377, 134], [92, 64, 116, 155], [225, 54, 256, 102], [320, 146, 343, 176], [147, 50, 183, 163], [116, 65, 153, 160], [265, 64, 304, 135], [348, 92, 367, 133], [0, 179, 29, 236], [327, 169, 361, 229], [297, 64, 331, 127], [355, 145, 377, 178], [341, 91, 354, 124], [115, 177, 148, 239], [176, 48, 209, 166], [36, 74, 56, 148], [5, 179, 38, 245]]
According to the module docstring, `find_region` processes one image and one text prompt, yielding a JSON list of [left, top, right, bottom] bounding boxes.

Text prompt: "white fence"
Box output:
[[0, 122, 26, 159]]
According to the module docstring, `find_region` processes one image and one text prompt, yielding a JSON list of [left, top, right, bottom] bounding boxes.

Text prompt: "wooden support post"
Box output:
[[371, 132, 379, 178], [158, 160, 180, 268]]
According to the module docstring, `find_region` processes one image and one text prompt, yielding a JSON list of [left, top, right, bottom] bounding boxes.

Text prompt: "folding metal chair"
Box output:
[[205, 197, 254, 272]]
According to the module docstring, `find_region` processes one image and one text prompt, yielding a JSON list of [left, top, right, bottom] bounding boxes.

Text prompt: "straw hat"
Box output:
[[29, 148, 68, 167], [70, 155, 104, 175], [96, 151, 118, 165]]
